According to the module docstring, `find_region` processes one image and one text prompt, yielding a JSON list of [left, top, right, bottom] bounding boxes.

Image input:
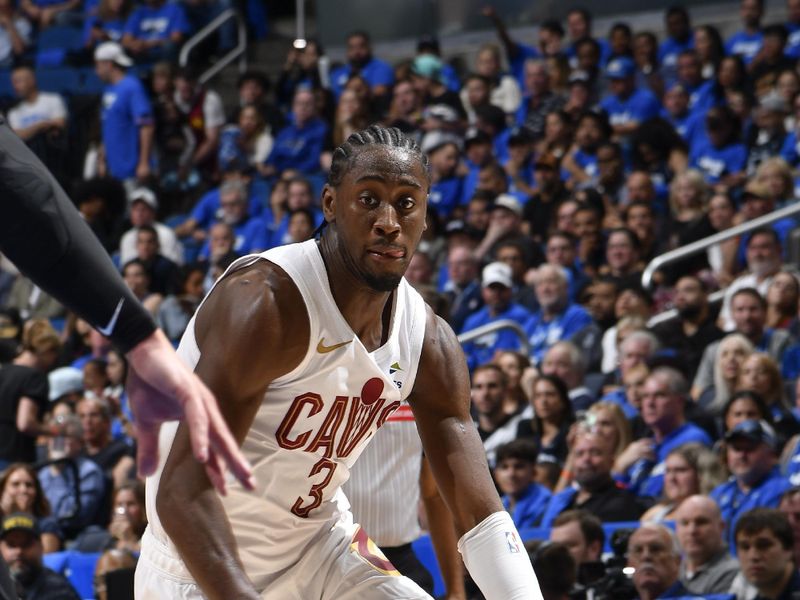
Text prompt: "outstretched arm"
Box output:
[[482, 6, 521, 61], [0, 117, 251, 491], [157, 262, 308, 599], [408, 307, 541, 600]]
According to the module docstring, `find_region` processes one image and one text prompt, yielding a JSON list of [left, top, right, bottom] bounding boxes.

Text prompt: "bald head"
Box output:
[[676, 495, 726, 567]]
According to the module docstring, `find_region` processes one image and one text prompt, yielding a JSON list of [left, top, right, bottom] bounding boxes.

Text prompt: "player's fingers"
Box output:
[[181, 383, 210, 465], [136, 421, 161, 477], [202, 388, 255, 490], [204, 449, 227, 496]]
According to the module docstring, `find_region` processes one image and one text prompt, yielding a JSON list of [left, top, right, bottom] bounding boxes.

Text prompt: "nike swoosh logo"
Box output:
[[97, 298, 124, 337], [316, 338, 353, 354]]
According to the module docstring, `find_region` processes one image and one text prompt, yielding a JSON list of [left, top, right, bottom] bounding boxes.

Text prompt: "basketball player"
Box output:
[[0, 116, 252, 493], [136, 126, 540, 599]]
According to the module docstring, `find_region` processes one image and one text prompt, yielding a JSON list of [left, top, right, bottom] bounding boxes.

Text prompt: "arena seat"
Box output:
[[37, 26, 84, 51], [36, 67, 80, 95], [44, 550, 102, 599]]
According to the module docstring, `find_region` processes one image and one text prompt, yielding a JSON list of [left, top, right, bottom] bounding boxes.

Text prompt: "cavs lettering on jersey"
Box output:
[[143, 240, 427, 591]]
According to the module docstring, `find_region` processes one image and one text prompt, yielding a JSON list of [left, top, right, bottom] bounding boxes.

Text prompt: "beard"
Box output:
[[362, 271, 403, 293], [341, 245, 403, 293], [11, 562, 39, 586], [677, 303, 702, 320]]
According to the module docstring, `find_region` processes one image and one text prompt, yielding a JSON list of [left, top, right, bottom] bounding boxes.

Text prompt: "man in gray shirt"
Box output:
[[675, 495, 739, 595]]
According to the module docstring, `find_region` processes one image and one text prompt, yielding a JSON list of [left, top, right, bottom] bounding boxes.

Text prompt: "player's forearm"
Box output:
[[158, 455, 259, 599], [0, 119, 156, 352]]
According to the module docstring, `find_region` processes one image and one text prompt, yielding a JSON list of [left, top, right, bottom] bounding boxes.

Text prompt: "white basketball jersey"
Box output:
[[343, 409, 423, 548], [143, 240, 428, 591]]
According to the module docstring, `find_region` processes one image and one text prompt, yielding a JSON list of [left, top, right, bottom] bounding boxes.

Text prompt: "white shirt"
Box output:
[[119, 223, 184, 266], [8, 92, 66, 131]]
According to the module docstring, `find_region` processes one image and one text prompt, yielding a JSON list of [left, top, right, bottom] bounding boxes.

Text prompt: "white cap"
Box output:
[[492, 193, 523, 217], [48, 367, 83, 402], [482, 262, 513, 288], [129, 187, 158, 211], [94, 42, 132, 68]]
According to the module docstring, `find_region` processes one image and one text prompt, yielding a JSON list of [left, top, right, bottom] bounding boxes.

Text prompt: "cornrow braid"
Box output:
[[327, 124, 429, 187]]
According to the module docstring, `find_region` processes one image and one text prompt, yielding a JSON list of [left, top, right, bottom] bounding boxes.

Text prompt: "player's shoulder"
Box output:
[[418, 303, 464, 367], [196, 258, 309, 350]]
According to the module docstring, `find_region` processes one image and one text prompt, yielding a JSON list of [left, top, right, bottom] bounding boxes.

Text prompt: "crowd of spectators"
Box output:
[[4, 0, 800, 598]]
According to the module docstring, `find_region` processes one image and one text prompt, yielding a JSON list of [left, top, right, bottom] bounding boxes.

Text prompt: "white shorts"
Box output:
[[135, 522, 433, 600]]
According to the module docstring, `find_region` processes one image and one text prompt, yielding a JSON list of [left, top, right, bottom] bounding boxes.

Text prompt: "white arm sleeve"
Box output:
[[457, 511, 543, 600]]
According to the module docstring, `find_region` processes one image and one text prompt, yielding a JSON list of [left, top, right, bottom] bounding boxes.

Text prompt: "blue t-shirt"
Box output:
[[787, 23, 800, 59], [501, 482, 552, 529], [124, 1, 189, 42], [199, 216, 269, 258], [330, 57, 395, 99], [563, 148, 598, 182], [265, 118, 328, 175], [623, 422, 712, 497], [659, 36, 694, 82], [688, 137, 748, 184], [524, 303, 593, 364], [461, 303, 532, 371], [725, 30, 763, 64], [711, 466, 790, 551], [599, 388, 639, 419], [267, 208, 324, 248], [664, 109, 705, 147], [509, 43, 540, 89], [540, 486, 578, 528], [101, 74, 153, 180], [780, 131, 800, 166], [684, 79, 717, 116], [600, 88, 662, 130], [190, 185, 268, 230], [429, 176, 463, 219]]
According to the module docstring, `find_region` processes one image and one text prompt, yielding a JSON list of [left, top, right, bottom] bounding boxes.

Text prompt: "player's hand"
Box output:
[[481, 5, 497, 19], [126, 329, 255, 494]]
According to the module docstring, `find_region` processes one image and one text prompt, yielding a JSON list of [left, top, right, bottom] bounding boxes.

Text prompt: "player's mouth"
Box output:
[[367, 246, 406, 261]]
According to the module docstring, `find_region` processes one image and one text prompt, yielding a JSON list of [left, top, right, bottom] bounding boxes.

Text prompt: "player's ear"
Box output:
[[321, 184, 336, 222]]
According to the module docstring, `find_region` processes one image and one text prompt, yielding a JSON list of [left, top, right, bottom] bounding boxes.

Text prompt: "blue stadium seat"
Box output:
[[37, 25, 84, 51], [36, 67, 79, 95], [64, 551, 101, 599], [43, 550, 100, 598], [0, 69, 13, 100]]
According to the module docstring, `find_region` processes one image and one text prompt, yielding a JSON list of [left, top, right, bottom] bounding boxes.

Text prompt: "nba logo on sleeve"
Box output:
[[505, 531, 521, 554]]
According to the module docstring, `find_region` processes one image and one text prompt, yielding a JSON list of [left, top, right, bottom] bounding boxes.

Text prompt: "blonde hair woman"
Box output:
[[705, 333, 755, 413]]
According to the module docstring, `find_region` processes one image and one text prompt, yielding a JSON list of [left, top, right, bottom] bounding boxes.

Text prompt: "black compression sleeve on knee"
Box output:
[[0, 118, 156, 353]]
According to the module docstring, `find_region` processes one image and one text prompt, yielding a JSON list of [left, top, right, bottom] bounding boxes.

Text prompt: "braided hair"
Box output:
[[327, 124, 429, 187]]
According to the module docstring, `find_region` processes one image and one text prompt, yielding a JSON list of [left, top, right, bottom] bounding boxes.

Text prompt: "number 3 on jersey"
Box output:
[[291, 457, 337, 518]]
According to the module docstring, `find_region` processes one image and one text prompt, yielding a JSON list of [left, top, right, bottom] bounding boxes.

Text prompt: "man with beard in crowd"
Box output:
[[0, 513, 79, 599], [651, 275, 724, 380]]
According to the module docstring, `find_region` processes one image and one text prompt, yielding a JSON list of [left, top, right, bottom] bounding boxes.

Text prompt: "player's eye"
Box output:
[[397, 197, 415, 210], [359, 193, 378, 207]]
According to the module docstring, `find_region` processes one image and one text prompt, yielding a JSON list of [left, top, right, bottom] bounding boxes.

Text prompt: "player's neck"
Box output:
[[318, 236, 394, 351]]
